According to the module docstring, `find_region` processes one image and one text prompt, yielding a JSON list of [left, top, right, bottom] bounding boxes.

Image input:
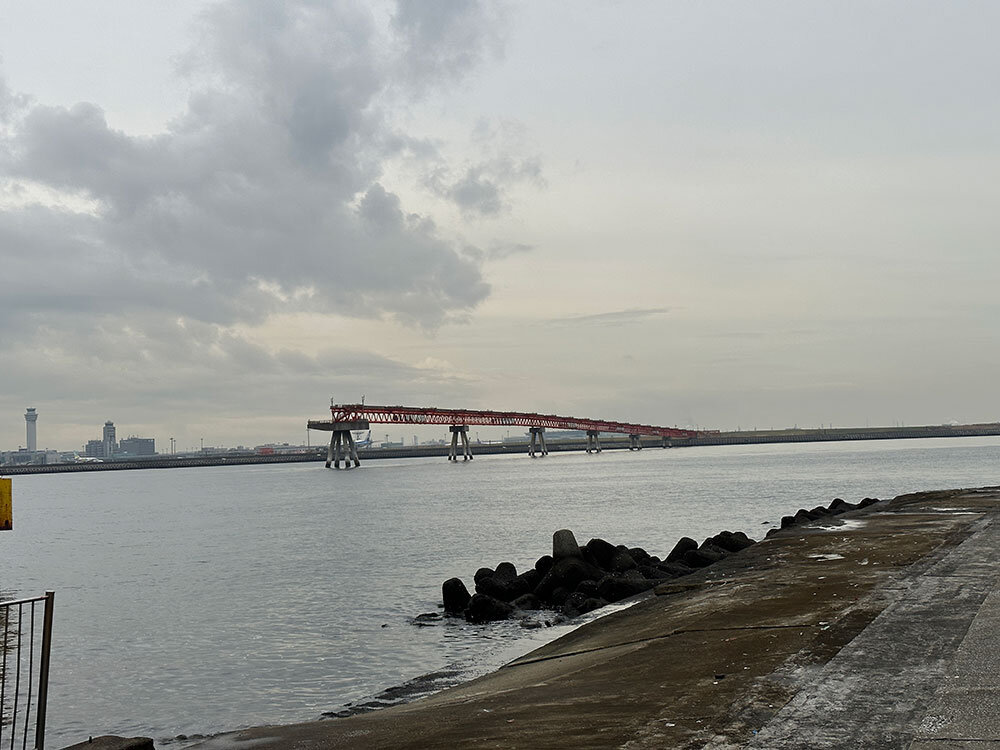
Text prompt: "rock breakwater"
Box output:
[[440, 494, 880, 624]]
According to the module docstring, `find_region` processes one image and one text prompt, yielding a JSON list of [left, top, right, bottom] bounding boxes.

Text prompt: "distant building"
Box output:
[[118, 437, 155, 456], [0, 449, 60, 466], [102, 421, 116, 459], [84, 439, 104, 458], [24, 408, 38, 452]]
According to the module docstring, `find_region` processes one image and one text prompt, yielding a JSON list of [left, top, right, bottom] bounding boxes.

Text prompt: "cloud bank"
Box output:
[[0, 0, 514, 338]]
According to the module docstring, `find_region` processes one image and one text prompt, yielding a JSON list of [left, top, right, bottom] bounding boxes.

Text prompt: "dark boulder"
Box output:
[[442, 577, 471, 615], [534, 556, 605, 600], [638, 564, 669, 580], [628, 546, 651, 564], [705, 531, 744, 552], [562, 592, 607, 617], [828, 498, 856, 513], [585, 538, 617, 570], [597, 574, 653, 603], [535, 555, 553, 575], [610, 547, 638, 573], [494, 562, 518, 582], [553, 529, 583, 560], [465, 594, 514, 624], [809, 505, 831, 517], [511, 593, 543, 611], [859, 497, 880, 508], [793, 508, 815, 524], [476, 573, 529, 602], [575, 579, 599, 597], [780, 515, 797, 529], [550, 586, 572, 606], [474, 567, 495, 584], [666, 537, 698, 563], [656, 561, 694, 577], [711, 530, 754, 553], [683, 544, 725, 569], [516, 569, 542, 592]]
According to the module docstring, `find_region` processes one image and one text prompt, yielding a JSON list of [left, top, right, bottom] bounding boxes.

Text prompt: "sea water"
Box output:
[[3, 436, 999, 745]]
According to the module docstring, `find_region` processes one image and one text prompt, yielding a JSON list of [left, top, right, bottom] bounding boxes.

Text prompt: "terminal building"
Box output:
[[83, 421, 155, 459]]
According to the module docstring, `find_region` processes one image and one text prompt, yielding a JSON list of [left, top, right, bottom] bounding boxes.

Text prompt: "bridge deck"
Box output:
[[315, 404, 700, 438]]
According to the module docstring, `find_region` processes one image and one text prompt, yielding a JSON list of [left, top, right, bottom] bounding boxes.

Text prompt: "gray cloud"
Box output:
[[550, 308, 673, 326], [0, 309, 484, 447], [0, 0, 511, 337], [391, 0, 509, 92], [424, 120, 543, 216]]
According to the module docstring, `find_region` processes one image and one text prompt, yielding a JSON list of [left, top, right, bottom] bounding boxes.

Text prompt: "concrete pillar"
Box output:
[[661, 436, 670, 449], [317, 420, 369, 469], [460, 427, 473, 461], [629, 434, 642, 451], [586, 430, 602, 454], [345, 431, 360, 468], [333, 431, 344, 469], [529, 427, 548, 457], [449, 425, 471, 461]]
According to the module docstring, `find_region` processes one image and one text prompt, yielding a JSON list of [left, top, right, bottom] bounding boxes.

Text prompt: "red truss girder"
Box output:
[[329, 404, 700, 439]]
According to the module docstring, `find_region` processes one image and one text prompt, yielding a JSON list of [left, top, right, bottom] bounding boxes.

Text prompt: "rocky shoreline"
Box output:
[[439, 495, 882, 625]]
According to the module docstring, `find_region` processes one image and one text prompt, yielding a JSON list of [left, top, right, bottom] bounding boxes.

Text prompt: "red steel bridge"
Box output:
[[308, 403, 703, 468]]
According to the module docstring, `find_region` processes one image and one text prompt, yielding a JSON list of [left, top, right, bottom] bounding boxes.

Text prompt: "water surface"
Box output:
[[3, 437, 999, 745]]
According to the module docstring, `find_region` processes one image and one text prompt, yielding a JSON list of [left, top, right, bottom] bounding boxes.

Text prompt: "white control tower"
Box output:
[[25, 407, 38, 452]]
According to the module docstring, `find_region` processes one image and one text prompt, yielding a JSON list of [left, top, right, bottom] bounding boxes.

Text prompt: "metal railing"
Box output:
[[0, 592, 54, 750]]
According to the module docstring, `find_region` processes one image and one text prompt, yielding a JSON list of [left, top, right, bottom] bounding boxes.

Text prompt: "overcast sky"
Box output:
[[2, 0, 999, 452]]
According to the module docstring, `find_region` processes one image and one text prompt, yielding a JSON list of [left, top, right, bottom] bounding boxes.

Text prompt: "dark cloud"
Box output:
[[0, 0, 513, 337]]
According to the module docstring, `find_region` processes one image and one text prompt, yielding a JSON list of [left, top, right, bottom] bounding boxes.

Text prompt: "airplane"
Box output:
[[353, 431, 373, 448]]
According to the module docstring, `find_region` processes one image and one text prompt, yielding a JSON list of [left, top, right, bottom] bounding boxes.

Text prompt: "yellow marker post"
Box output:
[[0, 477, 11, 530]]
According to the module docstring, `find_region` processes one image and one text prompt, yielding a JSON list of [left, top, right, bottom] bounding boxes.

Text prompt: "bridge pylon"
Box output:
[[448, 425, 473, 462], [310, 420, 369, 469], [586, 430, 602, 454], [528, 427, 548, 457]]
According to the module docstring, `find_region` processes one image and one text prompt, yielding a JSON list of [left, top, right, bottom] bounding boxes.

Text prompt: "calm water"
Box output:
[[3, 437, 1000, 745]]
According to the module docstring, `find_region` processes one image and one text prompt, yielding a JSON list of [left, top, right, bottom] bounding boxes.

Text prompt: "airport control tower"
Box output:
[[25, 407, 38, 452], [103, 421, 116, 458]]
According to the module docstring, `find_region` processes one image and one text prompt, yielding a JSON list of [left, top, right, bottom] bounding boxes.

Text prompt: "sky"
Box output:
[[1, 0, 999, 452]]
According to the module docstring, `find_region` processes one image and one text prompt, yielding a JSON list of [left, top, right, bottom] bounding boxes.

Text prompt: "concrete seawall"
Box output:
[[181, 486, 1000, 749]]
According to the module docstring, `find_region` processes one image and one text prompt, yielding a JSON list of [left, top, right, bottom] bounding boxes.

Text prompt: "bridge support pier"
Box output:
[[629, 434, 643, 451], [315, 420, 369, 468], [586, 430, 602, 454], [528, 427, 548, 457], [661, 436, 670, 448], [449, 425, 472, 461]]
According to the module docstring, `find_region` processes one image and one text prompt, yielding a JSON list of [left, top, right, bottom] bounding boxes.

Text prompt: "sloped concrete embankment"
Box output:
[[181, 487, 1000, 749]]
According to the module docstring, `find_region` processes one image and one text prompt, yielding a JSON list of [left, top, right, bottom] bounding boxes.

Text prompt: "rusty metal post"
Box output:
[[35, 590, 54, 750]]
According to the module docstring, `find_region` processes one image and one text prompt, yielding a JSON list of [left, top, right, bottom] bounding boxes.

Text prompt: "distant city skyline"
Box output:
[[2, 2, 999, 450]]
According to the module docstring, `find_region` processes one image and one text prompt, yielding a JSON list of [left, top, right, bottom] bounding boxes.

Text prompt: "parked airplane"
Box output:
[[353, 431, 373, 448]]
